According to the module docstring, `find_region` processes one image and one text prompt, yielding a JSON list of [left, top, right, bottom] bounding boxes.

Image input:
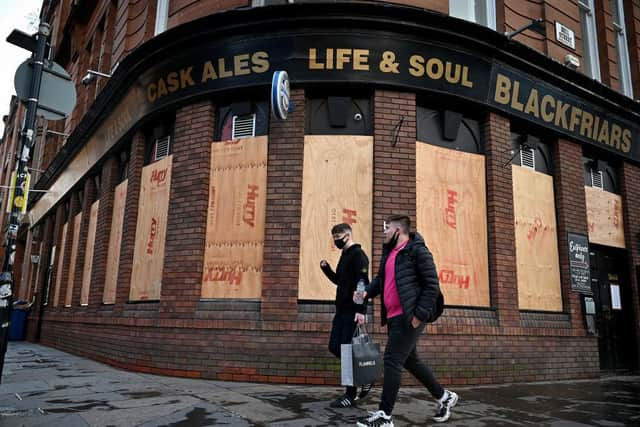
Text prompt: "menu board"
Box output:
[[568, 232, 591, 294]]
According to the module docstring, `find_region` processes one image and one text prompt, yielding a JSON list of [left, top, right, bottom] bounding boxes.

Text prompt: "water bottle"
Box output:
[[355, 279, 365, 305]]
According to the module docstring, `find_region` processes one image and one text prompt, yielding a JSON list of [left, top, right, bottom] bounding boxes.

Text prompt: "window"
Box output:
[[579, 0, 601, 81], [449, 0, 496, 30], [611, 0, 633, 97], [154, 0, 169, 35]]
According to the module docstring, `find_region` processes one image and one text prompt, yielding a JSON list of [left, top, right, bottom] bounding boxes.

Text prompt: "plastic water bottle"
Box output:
[[355, 279, 365, 305]]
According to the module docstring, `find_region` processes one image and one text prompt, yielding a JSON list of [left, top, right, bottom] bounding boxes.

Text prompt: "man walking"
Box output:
[[320, 223, 370, 408], [356, 214, 457, 426]]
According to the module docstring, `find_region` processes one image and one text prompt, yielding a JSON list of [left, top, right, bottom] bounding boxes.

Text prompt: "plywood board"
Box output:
[[130, 156, 172, 301], [299, 135, 373, 301], [65, 213, 82, 307], [104, 180, 128, 304], [416, 142, 490, 307], [512, 166, 562, 311], [585, 186, 626, 248], [53, 223, 68, 307], [80, 200, 100, 305], [202, 136, 267, 299]]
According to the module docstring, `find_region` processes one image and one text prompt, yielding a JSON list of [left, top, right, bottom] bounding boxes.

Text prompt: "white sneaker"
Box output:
[[433, 390, 459, 423], [356, 410, 394, 427]]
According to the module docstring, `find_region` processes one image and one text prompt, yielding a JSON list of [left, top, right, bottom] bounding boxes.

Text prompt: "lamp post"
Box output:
[[0, 21, 51, 383]]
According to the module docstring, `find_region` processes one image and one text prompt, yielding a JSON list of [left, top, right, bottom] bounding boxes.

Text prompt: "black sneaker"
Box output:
[[433, 390, 459, 423], [356, 410, 394, 427], [330, 394, 356, 408], [358, 383, 374, 400]]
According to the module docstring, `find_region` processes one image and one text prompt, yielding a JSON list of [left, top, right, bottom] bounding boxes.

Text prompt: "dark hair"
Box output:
[[331, 223, 352, 235], [386, 214, 411, 233]]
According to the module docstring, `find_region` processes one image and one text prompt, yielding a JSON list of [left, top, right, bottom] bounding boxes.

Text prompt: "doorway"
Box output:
[[589, 245, 636, 372]]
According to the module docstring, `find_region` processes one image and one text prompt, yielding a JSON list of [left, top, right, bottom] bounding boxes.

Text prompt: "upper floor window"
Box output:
[[611, 0, 633, 97], [155, 0, 169, 35], [449, 0, 496, 30], [579, 0, 601, 81]]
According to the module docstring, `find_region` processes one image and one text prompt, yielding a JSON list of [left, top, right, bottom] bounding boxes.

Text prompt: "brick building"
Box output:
[[6, 0, 640, 385]]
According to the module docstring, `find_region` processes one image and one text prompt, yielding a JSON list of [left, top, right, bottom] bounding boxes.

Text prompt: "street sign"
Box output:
[[14, 60, 76, 120]]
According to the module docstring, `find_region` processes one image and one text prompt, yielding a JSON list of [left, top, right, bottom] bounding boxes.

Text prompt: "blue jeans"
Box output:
[[379, 316, 444, 415], [329, 311, 358, 398]]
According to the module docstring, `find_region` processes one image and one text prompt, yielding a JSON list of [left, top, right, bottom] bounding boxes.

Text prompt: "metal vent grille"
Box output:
[[154, 135, 171, 161], [591, 168, 603, 189], [232, 114, 256, 139], [520, 146, 535, 170]]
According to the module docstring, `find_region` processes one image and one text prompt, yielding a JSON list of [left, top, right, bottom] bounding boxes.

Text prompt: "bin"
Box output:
[[8, 307, 29, 341]]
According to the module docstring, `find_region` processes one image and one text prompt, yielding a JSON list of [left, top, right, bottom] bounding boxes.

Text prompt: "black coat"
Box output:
[[321, 244, 369, 314], [366, 232, 441, 326]]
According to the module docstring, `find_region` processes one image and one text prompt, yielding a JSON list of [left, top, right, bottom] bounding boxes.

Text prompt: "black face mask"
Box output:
[[334, 237, 347, 249], [384, 230, 400, 249]]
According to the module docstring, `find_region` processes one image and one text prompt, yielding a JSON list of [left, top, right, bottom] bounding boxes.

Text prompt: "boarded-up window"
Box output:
[[129, 156, 172, 301], [585, 186, 625, 248], [202, 136, 267, 299], [416, 142, 490, 307], [65, 213, 82, 307], [298, 135, 372, 300], [80, 201, 100, 305], [512, 166, 562, 311], [103, 180, 127, 304], [53, 223, 68, 307]]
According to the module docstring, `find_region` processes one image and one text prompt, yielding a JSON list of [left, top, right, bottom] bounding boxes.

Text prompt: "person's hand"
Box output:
[[355, 313, 366, 325], [353, 290, 367, 303], [411, 316, 421, 329], [320, 260, 328, 268]]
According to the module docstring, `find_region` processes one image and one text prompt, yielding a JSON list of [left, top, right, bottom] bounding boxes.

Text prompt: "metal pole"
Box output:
[[0, 21, 50, 383]]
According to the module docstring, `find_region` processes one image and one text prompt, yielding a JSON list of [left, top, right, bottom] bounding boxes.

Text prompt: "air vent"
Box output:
[[232, 114, 256, 139], [590, 168, 603, 189], [154, 135, 171, 161], [520, 146, 535, 170]]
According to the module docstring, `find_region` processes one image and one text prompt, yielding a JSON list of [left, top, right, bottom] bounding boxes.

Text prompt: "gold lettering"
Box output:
[[461, 66, 473, 88], [218, 58, 233, 78], [353, 49, 369, 71], [234, 54, 250, 76], [511, 81, 524, 111], [309, 48, 323, 69], [167, 72, 179, 92], [336, 48, 351, 70], [593, 116, 600, 140], [180, 67, 195, 87], [444, 62, 461, 84], [597, 120, 609, 144], [554, 100, 569, 129], [622, 129, 632, 153], [147, 83, 157, 102], [409, 55, 425, 77], [540, 95, 554, 122], [569, 107, 582, 132], [610, 124, 622, 149], [201, 60, 217, 82], [426, 58, 444, 80], [251, 51, 269, 73], [156, 78, 168, 98], [524, 89, 540, 118], [580, 111, 594, 138], [494, 73, 511, 105]]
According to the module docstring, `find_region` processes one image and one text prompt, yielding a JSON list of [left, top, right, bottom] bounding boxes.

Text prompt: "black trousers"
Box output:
[[329, 311, 358, 398], [379, 316, 444, 415]]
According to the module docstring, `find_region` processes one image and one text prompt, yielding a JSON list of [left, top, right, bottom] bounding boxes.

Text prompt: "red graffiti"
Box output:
[[444, 189, 458, 229], [243, 184, 259, 227], [151, 168, 168, 185], [147, 217, 158, 255], [203, 269, 243, 285], [613, 199, 620, 227], [439, 269, 470, 289], [343, 208, 357, 225], [527, 217, 544, 240]]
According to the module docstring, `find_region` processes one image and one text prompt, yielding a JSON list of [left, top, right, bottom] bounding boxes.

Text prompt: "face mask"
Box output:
[[384, 230, 400, 249], [334, 236, 347, 249]]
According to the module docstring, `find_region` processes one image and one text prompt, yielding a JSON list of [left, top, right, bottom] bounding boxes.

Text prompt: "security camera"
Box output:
[[82, 73, 95, 86], [564, 54, 580, 70], [354, 113, 363, 121]]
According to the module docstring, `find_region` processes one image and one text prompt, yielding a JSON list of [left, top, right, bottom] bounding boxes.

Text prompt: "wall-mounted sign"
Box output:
[[271, 70, 290, 120], [555, 22, 576, 50], [568, 232, 591, 294]]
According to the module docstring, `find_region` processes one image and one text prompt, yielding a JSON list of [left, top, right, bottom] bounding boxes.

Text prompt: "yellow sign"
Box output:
[[6, 171, 31, 214]]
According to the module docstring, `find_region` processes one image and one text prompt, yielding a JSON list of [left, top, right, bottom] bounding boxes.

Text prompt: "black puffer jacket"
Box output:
[[366, 232, 440, 327]]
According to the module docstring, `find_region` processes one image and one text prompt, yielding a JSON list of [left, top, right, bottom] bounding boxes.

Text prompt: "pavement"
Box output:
[[0, 342, 638, 426]]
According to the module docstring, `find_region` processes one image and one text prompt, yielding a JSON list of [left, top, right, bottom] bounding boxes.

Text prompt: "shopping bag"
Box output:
[[341, 325, 382, 386]]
